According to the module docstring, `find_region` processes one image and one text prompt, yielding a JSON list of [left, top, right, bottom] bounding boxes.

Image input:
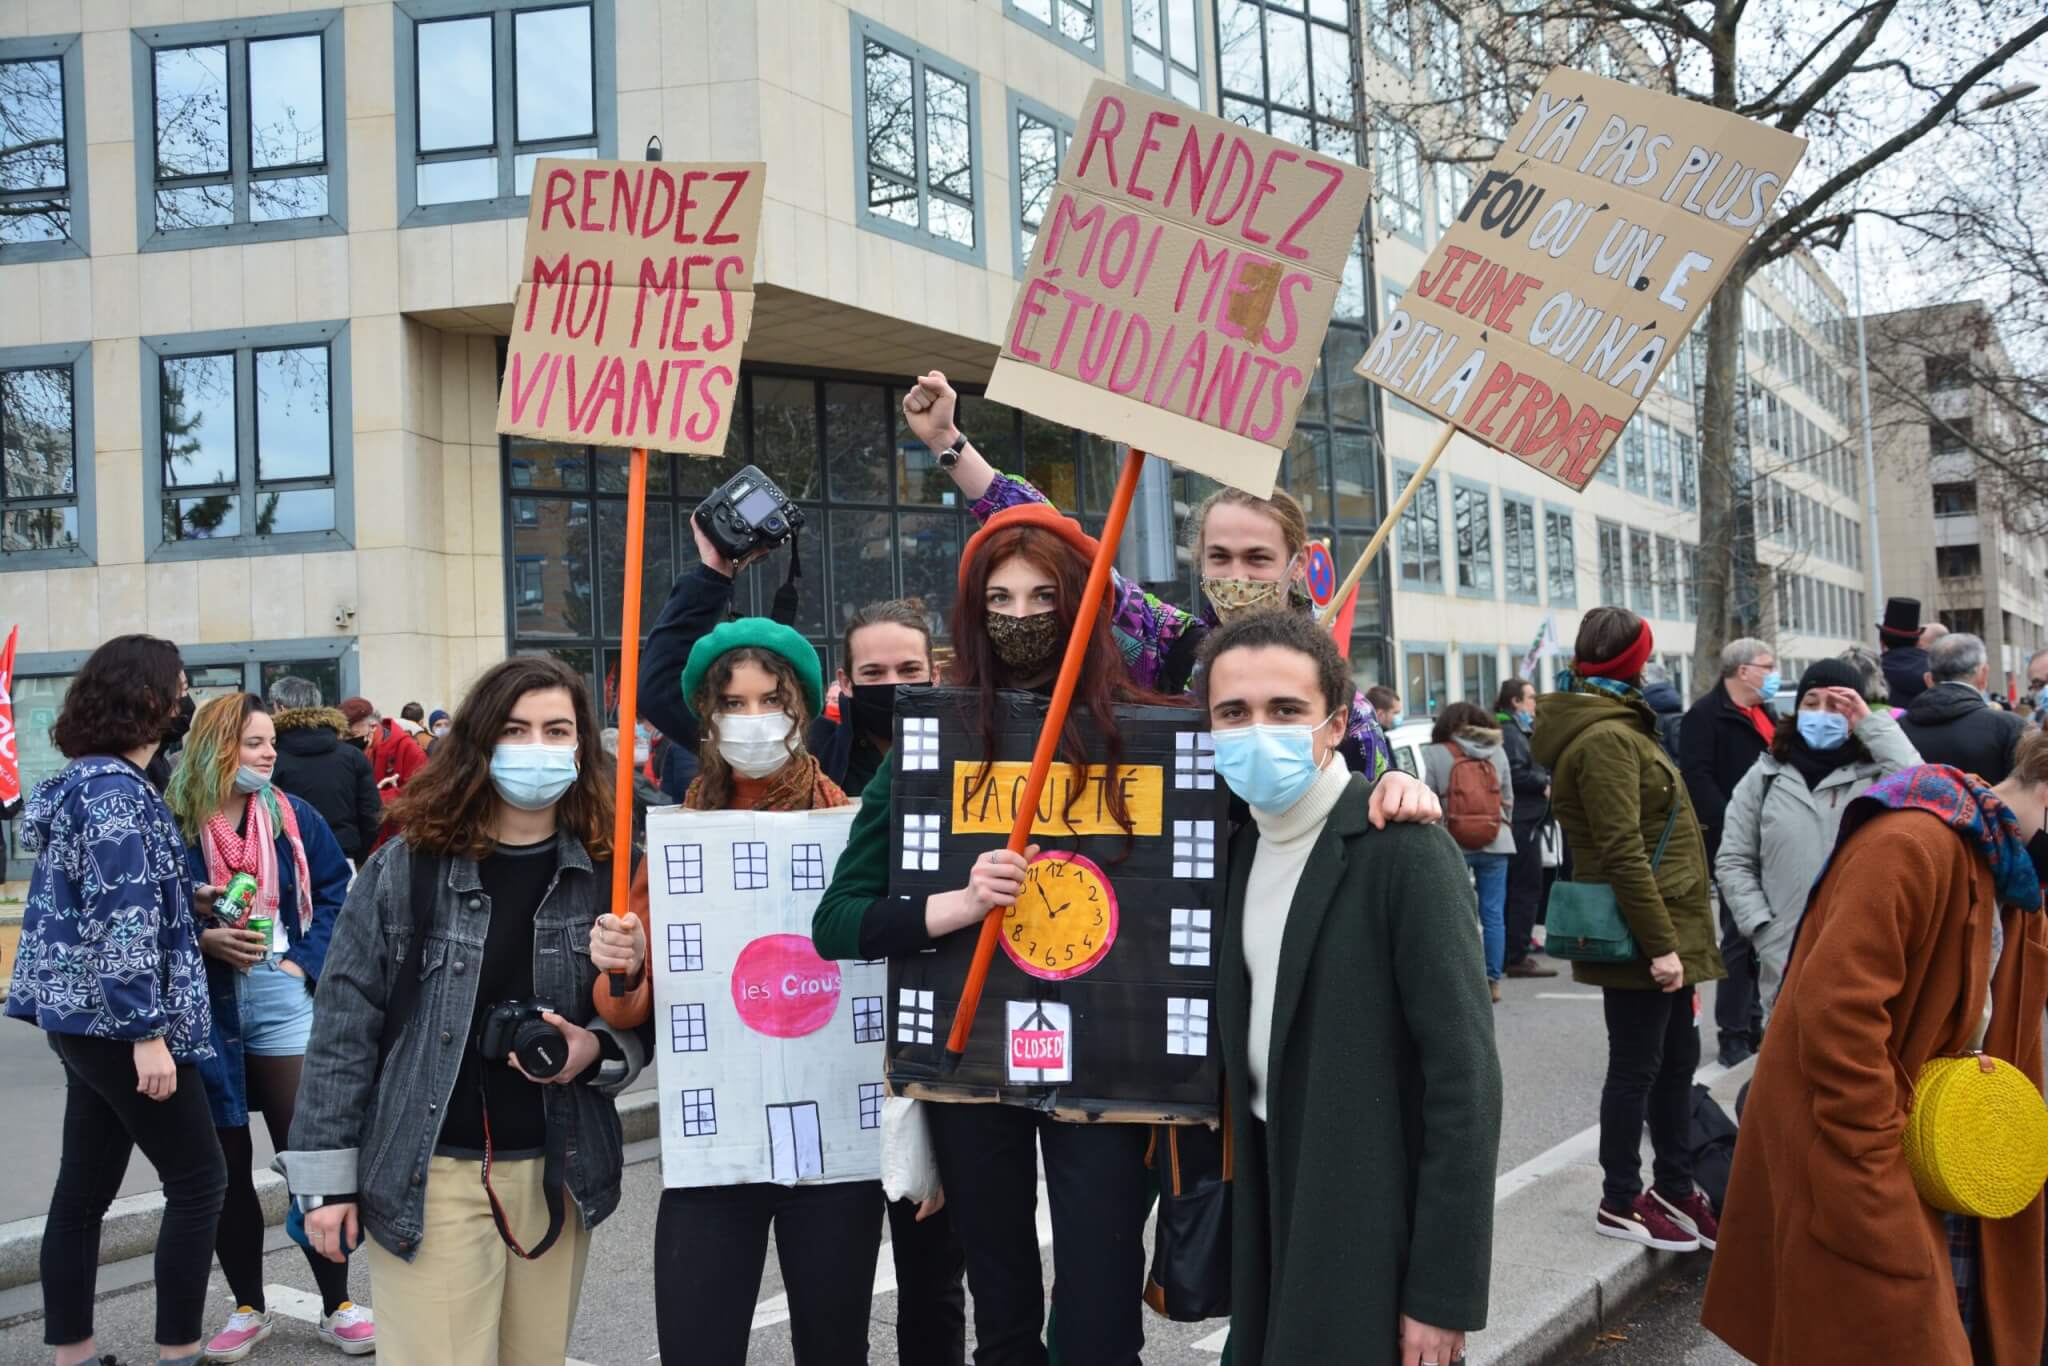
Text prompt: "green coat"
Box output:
[[1529, 688, 1725, 991], [1221, 775, 1502, 1366]]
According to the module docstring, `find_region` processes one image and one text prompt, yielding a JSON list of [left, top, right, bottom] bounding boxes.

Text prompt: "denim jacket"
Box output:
[[184, 790, 353, 1127], [277, 833, 646, 1261]]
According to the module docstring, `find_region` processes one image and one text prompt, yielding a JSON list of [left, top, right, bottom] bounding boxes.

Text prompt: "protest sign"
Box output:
[[986, 79, 1371, 498], [646, 805, 887, 1188], [494, 158, 766, 454], [887, 689, 1227, 1123], [1356, 67, 1806, 490]]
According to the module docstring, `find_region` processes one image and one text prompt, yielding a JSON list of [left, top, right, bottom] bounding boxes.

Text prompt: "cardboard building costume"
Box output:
[[886, 688, 1227, 1122], [645, 805, 887, 1188]]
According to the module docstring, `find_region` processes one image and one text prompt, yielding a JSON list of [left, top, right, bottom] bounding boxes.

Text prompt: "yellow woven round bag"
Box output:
[[1902, 1055, 2048, 1219]]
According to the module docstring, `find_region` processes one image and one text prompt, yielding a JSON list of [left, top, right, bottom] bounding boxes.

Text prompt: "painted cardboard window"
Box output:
[[681, 1087, 717, 1137], [1166, 996, 1209, 1057], [1172, 820, 1215, 880], [767, 1102, 825, 1181], [900, 715, 942, 770], [898, 988, 936, 1045], [852, 995, 885, 1044], [670, 1001, 708, 1053], [1168, 908, 1212, 967], [858, 1082, 885, 1130], [664, 842, 704, 895], [667, 922, 704, 973], [1174, 732, 1214, 790], [733, 840, 769, 891], [902, 813, 942, 872], [790, 842, 826, 892]]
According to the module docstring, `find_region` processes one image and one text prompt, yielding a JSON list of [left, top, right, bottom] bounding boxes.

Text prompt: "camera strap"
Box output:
[[479, 1091, 569, 1260]]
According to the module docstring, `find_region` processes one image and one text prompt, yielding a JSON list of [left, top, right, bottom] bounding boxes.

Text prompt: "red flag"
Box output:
[[1326, 583, 1359, 660], [0, 625, 19, 804]]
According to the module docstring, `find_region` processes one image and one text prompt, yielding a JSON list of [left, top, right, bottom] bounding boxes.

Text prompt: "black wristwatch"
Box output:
[[936, 432, 969, 469]]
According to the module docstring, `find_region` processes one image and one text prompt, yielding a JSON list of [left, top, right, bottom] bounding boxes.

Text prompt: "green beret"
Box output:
[[679, 617, 824, 721]]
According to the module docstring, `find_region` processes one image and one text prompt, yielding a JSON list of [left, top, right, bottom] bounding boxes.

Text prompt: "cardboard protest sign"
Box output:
[[646, 805, 887, 1188], [495, 159, 766, 453], [1358, 68, 1805, 490], [986, 79, 1371, 498], [887, 689, 1227, 1123]]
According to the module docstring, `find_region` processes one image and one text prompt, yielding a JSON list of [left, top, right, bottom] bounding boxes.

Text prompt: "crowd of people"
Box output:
[[3, 367, 2046, 1366]]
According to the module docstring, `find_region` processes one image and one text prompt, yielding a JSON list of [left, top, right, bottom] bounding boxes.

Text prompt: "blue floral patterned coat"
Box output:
[[4, 756, 212, 1060]]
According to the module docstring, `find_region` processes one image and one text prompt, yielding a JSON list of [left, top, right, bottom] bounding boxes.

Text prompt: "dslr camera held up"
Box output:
[[478, 999, 568, 1079], [694, 464, 805, 562]]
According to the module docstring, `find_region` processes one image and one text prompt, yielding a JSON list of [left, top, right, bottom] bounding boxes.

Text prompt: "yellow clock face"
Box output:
[[1001, 850, 1119, 981]]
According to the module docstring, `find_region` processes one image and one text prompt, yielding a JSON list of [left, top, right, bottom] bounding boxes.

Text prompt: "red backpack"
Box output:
[[1440, 744, 1503, 850]]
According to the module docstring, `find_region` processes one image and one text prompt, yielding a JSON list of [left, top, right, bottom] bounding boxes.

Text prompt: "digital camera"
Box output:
[[693, 464, 805, 562], [477, 999, 567, 1079]]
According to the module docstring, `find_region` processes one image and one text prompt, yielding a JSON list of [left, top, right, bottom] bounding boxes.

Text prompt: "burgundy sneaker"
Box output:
[[1594, 1195, 1700, 1252], [1651, 1185, 1720, 1250]]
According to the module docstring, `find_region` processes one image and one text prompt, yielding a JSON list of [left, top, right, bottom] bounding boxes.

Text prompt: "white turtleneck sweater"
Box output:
[[1243, 759, 1353, 1120]]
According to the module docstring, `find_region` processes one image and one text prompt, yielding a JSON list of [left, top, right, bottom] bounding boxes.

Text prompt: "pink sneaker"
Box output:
[[1651, 1185, 1720, 1250], [1594, 1195, 1701, 1252], [319, 1301, 377, 1356], [205, 1306, 274, 1362]]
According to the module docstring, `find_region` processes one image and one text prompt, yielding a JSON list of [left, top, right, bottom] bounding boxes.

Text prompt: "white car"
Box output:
[[1384, 720, 1440, 781]]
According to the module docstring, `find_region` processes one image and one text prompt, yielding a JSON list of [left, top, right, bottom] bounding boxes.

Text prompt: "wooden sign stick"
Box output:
[[1318, 420, 1456, 628], [942, 445, 1150, 1071], [607, 445, 652, 996]]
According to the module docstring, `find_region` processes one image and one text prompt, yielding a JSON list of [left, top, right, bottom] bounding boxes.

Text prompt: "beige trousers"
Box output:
[[363, 1155, 591, 1366]]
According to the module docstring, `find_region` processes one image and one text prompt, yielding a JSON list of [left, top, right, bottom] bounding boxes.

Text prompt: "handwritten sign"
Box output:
[[986, 80, 1371, 497], [494, 158, 766, 453], [1357, 69, 1805, 490], [951, 760, 1165, 838]]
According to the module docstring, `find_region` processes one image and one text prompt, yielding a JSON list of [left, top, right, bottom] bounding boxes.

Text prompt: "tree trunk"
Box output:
[[1691, 269, 1751, 689]]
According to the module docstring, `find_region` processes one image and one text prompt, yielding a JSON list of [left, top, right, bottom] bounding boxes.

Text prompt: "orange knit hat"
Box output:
[[957, 503, 1104, 596]]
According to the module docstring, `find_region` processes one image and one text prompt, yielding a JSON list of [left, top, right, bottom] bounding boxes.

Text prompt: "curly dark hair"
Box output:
[[1195, 606, 1353, 718], [51, 634, 184, 760]]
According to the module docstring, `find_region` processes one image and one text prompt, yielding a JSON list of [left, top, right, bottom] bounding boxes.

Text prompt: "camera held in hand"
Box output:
[[478, 999, 567, 1079], [694, 464, 805, 563]]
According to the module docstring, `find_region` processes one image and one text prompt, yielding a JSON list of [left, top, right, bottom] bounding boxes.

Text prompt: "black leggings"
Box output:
[[43, 1034, 228, 1349], [215, 1052, 350, 1316], [1599, 986, 1700, 1203]]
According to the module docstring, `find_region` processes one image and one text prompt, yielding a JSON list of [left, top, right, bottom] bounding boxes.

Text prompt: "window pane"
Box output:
[[1170, 67, 1202, 107], [1020, 412, 1081, 511], [254, 346, 331, 481], [594, 446, 673, 495], [0, 198, 68, 243], [156, 184, 233, 230], [1169, 0, 1198, 60], [1132, 46, 1166, 88], [1282, 428, 1328, 523], [255, 486, 334, 534], [260, 657, 341, 706], [898, 509, 961, 628], [161, 354, 237, 488], [418, 156, 498, 205], [249, 34, 325, 169], [2, 366, 75, 499], [154, 44, 229, 177], [1014, 0, 1053, 22], [929, 197, 974, 247], [863, 42, 917, 180], [515, 5, 594, 142], [250, 174, 328, 222], [1330, 430, 1377, 528], [925, 69, 973, 203], [1326, 328, 1368, 426], [1218, 0, 1262, 97], [1017, 112, 1061, 241], [1059, 0, 1097, 47], [866, 171, 919, 227], [514, 144, 594, 195], [418, 16, 495, 152], [829, 509, 895, 634], [599, 500, 675, 641], [506, 436, 590, 490], [511, 496, 593, 637], [1265, 11, 1310, 110], [749, 378, 822, 501], [824, 382, 889, 503], [897, 430, 954, 509], [746, 515, 826, 638], [1, 58, 67, 191], [1131, 0, 1162, 44], [1310, 23, 1351, 120], [164, 493, 240, 540], [4, 504, 76, 551]]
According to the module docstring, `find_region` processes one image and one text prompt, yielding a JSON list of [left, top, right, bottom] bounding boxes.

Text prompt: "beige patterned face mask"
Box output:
[[1201, 576, 1288, 621]]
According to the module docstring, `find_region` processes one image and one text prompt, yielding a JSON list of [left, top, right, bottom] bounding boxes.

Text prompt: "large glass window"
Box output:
[[1451, 481, 1493, 596], [1128, 0, 1202, 107], [1501, 496, 1537, 603], [1, 35, 87, 261], [0, 342, 92, 564], [1374, 120, 1422, 241], [1597, 519, 1624, 605], [1628, 527, 1653, 615], [1010, 95, 1071, 275], [1544, 506, 1576, 607], [1005, 0, 1100, 60], [1432, 162, 1468, 242], [1655, 535, 1678, 620], [1648, 419, 1672, 503], [854, 16, 980, 262], [1461, 649, 1498, 707], [144, 322, 351, 558], [138, 14, 344, 245], [1367, 0, 1411, 72], [1395, 462, 1441, 590], [1427, 3, 1461, 97], [398, 0, 611, 226], [1677, 431, 1697, 510], [1218, 0, 1356, 155], [1404, 647, 1449, 718]]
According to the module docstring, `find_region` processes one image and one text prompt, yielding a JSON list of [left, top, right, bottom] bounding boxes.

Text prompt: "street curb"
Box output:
[[0, 1089, 659, 1292]]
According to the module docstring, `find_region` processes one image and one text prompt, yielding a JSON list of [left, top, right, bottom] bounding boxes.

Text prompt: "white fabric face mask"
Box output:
[[716, 711, 796, 778]]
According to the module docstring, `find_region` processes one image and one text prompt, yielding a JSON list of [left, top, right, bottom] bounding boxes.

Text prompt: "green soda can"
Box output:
[[222, 872, 262, 934]]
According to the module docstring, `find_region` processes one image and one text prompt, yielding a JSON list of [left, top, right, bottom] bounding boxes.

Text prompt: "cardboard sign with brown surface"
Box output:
[[987, 79, 1371, 498], [495, 158, 766, 453], [1357, 68, 1806, 490]]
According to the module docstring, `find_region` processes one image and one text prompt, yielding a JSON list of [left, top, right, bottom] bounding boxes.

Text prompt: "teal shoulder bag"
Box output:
[[1545, 789, 1682, 964]]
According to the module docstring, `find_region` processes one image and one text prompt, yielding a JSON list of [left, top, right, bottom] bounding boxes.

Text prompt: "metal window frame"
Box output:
[[1399, 640, 1450, 717], [0, 34, 91, 264], [130, 11, 347, 251], [1595, 517, 1625, 604], [1392, 459, 1442, 594], [849, 13, 987, 266], [1540, 502, 1578, 609], [393, 0, 617, 229], [141, 319, 355, 562], [1372, 118, 1423, 245], [0, 341, 96, 569], [1500, 492, 1539, 604], [1124, 0, 1204, 108], [1648, 417, 1674, 504], [13, 635, 359, 697], [1003, 0, 1105, 66], [1458, 644, 1500, 707], [1006, 90, 1074, 279], [1654, 532, 1679, 621], [1626, 525, 1654, 616], [1448, 474, 1495, 601]]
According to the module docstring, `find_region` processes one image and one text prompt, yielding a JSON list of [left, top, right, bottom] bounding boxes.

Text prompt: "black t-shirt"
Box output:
[[436, 836, 557, 1156]]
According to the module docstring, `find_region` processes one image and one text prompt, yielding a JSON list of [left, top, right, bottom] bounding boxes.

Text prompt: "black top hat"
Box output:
[[1878, 596, 1921, 648]]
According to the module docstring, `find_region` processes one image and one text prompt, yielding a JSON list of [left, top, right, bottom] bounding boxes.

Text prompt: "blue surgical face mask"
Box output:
[[1388, 711, 1405, 730], [490, 742, 579, 811], [1513, 710, 1534, 733], [1757, 671, 1782, 702], [233, 765, 270, 794], [1211, 714, 1336, 813], [1796, 709, 1850, 751]]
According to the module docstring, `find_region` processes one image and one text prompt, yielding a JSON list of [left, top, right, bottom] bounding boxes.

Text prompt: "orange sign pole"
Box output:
[[606, 446, 651, 995], [942, 444, 1149, 1070]]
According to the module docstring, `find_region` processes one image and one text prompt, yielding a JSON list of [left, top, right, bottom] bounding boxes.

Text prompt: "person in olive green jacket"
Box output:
[[1531, 606, 1725, 1255]]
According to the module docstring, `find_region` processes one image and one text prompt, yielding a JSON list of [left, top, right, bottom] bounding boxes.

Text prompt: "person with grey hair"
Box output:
[[1899, 632, 2028, 783], [268, 676, 384, 866], [1679, 635, 1779, 1066], [1638, 661, 1685, 762], [1836, 646, 1889, 706]]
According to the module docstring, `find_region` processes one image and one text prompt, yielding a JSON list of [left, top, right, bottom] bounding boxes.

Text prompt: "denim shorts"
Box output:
[[237, 958, 316, 1056]]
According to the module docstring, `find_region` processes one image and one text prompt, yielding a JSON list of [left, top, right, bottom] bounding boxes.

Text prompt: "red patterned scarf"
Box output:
[[201, 788, 315, 934]]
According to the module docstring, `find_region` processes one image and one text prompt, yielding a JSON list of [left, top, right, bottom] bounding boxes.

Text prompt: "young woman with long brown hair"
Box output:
[[279, 656, 647, 1366], [163, 693, 365, 1360]]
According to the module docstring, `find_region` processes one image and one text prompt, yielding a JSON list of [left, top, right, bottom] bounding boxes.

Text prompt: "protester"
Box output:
[[268, 676, 383, 868], [426, 709, 451, 751], [814, 598, 936, 797], [394, 702, 428, 744], [1639, 660, 1685, 762], [1199, 609, 1501, 1366], [1366, 685, 1403, 732], [5, 634, 225, 1366], [1712, 660, 1922, 1020], [1495, 678, 1556, 981], [1702, 734, 2048, 1363], [1900, 632, 2028, 784], [1836, 644, 1891, 709], [2026, 648, 2048, 729], [902, 368, 1399, 777], [1877, 596, 1934, 708], [340, 697, 427, 800], [280, 657, 646, 1366], [1680, 636, 1777, 1066], [1422, 701, 1515, 1001], [147, 666, 196, 794], [163, 694, 369, 1360], [1533, 607, 1724, 1253]]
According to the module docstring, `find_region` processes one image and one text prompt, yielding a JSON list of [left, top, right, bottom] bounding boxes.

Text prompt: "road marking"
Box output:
[[1193, 1325, 1232, 1352], [266, 1284, 601, 1366], [1491, 1058, 1731, 1205], [1535, 991, 1603, 1000]]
